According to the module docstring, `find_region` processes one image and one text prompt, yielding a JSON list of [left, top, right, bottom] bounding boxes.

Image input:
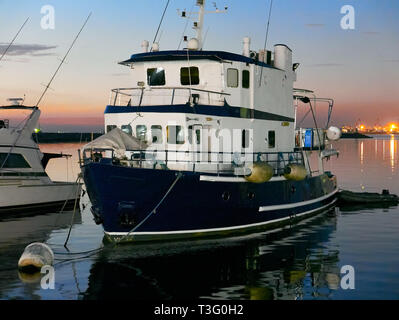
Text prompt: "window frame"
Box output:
[[147, 67, 166, 86], [0, 153, 31, 169], [180, 66, 200, 86], [167, 125, 185, 145], [151, 125, 163, 144], [227, 68, 239, 88], [268, 130, 276, 148], [242, 70, 250, 89], [242, 129, 250, 149]]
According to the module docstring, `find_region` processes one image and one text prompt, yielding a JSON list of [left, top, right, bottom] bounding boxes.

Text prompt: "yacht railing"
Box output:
[[82, 149, 304, 177], [109, 87, 231, 107]]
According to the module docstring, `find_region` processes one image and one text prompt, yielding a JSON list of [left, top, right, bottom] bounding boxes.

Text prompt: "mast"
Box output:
[[196, 0, 206, 49], [179, 0, 227, 50]]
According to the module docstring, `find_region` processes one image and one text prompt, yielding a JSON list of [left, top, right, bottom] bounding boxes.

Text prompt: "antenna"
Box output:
[[151, 0, 171, 51], [36, 13, 92, 108], [179, 0, 228, 50], [259, 0, 274, 87], [0, 17, 30, 64]]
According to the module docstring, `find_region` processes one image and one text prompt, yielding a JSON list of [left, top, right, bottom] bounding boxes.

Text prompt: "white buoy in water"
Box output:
[[18, 243, 54, 271], [326, 126, 342, 141]]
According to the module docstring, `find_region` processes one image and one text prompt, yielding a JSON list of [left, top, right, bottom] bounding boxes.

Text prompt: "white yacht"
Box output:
[[0, 99, 80, 214]]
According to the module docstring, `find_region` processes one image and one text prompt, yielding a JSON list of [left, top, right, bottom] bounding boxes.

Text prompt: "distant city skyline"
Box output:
[[1, 0, 398, 132]]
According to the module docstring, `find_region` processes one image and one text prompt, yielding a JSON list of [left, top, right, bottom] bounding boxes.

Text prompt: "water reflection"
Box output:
[[0, 210, 82, 299], [81, 208, 341, 300], [390, 135, 396, 171]]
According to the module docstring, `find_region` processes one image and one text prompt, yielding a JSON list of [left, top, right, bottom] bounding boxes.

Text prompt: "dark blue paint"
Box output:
[[82, 162, 337, 235]]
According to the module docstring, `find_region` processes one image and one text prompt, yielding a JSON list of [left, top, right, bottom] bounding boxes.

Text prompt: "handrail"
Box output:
[[109, 86, 231, 107], [111, 86, 231, 97], [82, 148, 304, 176]]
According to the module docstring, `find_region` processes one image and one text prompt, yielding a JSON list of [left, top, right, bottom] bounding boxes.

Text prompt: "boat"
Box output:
[[0, 99, 80, 213], [338, 189, 399, 204], [80, 0, 341, 242]]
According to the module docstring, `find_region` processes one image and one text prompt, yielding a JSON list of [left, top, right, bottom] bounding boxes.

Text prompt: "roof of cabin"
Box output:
[[119, 50, 277, 69]]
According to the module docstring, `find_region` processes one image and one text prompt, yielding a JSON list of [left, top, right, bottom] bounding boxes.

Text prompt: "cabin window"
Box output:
[[136, 125, 147, 142], [188, 126, 201, 145], [106, 125, 117, 133], [180, 67, 200, 85], [268, 131, 276, 148], [151, 125, 163, 144], [227, 68, 239, 88], [147, 68, 166, 86], [0, 153, 31, 168], [167, 126, 185, 145], [121, 125, 132, 136], [242, 129, 250, 149], [242, 70, 250, 89]]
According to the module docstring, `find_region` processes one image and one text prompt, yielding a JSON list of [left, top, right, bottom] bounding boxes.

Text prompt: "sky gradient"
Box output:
[[1, 0, 398, 132]]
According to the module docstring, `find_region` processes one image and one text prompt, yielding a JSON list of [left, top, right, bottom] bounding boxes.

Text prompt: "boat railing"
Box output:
[[81, 148, 304, 177], [109, 87, 231, 107]]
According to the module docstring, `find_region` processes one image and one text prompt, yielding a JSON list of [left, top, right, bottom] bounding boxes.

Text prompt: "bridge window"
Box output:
[[136, 125, 147, 142], [242, 70, 250, 89], [188, 126, 201, 145], [227, 68, 239, 88], [121, 125, 132, 136], [167, 126, 185, 145], [268, 131, 276, 148], [242, 129, 250, 149], [147, 68, 166, 86], [181, 67, 199, 85], [106, 125, 117, 133], [151, 125, 163, 144], [0, 153, 31, 168]]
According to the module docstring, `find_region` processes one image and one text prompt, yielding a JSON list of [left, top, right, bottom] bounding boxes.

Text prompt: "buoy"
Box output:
[[284, 164, 307, 181], [326, 126, 342, 141], [244, 162, 273, 184], [18, 243, 54, 272]]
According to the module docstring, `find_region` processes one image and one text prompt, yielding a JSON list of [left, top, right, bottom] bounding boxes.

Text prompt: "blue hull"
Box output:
[[82, 162, 338, 241]]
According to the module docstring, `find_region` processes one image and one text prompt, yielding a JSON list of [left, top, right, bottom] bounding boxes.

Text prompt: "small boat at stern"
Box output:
[[80, 0, 341, 242]]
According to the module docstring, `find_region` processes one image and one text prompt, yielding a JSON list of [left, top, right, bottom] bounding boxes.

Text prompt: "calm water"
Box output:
[[0, 137, 398, 300]]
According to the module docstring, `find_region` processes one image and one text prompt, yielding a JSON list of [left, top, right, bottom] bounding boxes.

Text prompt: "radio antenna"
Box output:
[[36, 13, 92, 108], [259, 0, 273, 87], [151, 0, 171, 51], [0, 17, 30, 63]]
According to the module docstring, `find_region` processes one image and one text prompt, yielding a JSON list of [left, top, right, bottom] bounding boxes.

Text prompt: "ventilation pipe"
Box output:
[[141, 40, 149, 53], [274, 44, 292, 71], [243, 37, 251, 57]]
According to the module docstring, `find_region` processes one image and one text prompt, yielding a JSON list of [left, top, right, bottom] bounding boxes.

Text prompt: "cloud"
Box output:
[[305, 24, 325, 28], [0, 43, 57, 57]]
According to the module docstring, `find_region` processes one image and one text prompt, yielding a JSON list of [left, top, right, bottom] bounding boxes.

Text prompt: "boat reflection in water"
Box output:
[[81, 207, 343, 300]]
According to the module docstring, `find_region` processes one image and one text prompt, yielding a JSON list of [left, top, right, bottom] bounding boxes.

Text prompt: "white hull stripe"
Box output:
[[259, 188, 339, 212], [105, 197, 337, 237]]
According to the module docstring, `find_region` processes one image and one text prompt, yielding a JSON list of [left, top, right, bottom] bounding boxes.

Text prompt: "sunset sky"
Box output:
[[1, 0, 398, 132]]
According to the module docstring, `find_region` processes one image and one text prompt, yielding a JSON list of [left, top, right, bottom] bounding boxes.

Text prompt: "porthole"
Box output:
[[248, 192, 255, 200], [222, 191, 231, 201]]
